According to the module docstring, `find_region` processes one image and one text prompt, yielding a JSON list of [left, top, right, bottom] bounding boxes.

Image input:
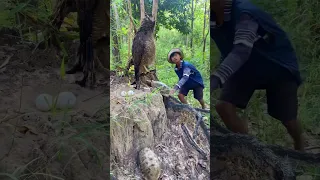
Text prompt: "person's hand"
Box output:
[[211, 75, 222, 90], [169, 88, 176, 95]]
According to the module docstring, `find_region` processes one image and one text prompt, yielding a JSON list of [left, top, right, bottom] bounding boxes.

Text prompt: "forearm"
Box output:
[[174, 67, 192, 90], [174, 76, 190, 90], [213, 44, 252, 84], [213, 13, 259, 84]]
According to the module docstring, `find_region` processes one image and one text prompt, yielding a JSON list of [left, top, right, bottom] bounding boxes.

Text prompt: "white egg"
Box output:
[[56, 91, 77, 109], [120, 91, 127, 97], [127, 90, 134, 96], [35, 93, 53, 112]]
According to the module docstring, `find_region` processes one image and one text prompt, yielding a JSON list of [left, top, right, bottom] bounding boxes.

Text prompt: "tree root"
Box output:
[[211, 133, 296, 180], [210, 115, 320, 165], [181, 123, 208, 160], [164, 95, 320, 179], [163, 96, 210, 142]]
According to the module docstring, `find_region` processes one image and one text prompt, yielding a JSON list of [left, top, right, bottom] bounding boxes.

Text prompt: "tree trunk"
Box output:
[[190, 0, 194, 49], [202, 0, 207, 61], [111, 2, 121, 67], [128, 0, 133, 58], [152, 0, 159, 32], [112, 2, 121, 46], [140, 0, 145, 24], [112, 34, 121, 67]]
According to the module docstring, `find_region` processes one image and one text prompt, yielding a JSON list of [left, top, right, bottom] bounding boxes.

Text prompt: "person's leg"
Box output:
[[214, 58, 258, 134], [266, 79, 304, 151], [178, 87, 189, 104], [193, 86, 206, 109], [199, 99, 206, 109], [215, 82, 255, 134]]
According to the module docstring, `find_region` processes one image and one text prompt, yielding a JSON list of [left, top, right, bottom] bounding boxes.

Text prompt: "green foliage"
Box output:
[[128, 0, 194, 35]]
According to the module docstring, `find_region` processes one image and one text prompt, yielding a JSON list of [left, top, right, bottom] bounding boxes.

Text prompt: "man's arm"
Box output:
[[213, 13, 259, 84], [173, 67, 192, 90]]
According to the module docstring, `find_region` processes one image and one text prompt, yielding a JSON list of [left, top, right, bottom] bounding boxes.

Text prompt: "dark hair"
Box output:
[[170, 52, 181, 59]]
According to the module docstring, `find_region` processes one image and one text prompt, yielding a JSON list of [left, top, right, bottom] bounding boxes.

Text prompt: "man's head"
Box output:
[[211, 0, 225, 25], [168, 48, 183, 64]]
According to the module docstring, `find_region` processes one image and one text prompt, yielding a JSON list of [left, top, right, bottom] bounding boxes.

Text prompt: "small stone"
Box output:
[[35, 93, 53, 112], [55, 91, 77, 109]]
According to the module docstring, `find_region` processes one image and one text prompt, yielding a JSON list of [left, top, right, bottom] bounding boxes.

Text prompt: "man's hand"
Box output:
[[211, 75, 222, 90], [169, 88, 176, 96]]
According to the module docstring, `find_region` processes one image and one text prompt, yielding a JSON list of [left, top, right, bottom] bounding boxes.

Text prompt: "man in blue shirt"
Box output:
[[210, 0, 305, 151], [168, 48, 207, 109]]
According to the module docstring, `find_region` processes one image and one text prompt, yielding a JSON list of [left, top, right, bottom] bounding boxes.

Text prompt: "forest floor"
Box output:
[[0, 33, 110, 180]]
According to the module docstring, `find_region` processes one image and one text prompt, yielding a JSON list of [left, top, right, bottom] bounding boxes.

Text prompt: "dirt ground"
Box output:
[[0, 35, 110, 180]]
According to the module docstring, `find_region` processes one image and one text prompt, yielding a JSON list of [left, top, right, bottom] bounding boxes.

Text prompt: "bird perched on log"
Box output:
[[50, 0, 109, 88], [128, 14, 156, 89]]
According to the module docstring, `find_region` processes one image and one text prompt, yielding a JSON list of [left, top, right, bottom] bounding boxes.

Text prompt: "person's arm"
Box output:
[[212, 13, 259, 84], [173, 67, 192, 91]]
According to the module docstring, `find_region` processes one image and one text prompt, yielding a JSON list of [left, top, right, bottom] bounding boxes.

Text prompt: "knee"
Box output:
[[178, 93, 184, 98], [215, 101, 233, 115]]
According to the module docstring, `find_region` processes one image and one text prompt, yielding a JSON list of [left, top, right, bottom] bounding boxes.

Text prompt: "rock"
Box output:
[[55, 91, 77, 109], [139, 147, 161, 180], [150, 80, 171, 96], [35, 93, 53, 112]]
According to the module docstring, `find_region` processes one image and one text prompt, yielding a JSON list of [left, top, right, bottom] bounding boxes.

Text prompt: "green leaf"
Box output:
[[60, 56, 66, 80], [9, 0, 31, 15]]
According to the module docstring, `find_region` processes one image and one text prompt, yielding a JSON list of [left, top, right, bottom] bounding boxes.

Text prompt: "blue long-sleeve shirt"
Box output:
[[174, 67, 192, 90], [211, 1, 259, 84]]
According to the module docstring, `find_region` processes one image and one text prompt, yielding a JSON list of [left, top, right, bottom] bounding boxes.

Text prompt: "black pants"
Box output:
[[180, 83, 204, 101], [219, 57, 299, 122]]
